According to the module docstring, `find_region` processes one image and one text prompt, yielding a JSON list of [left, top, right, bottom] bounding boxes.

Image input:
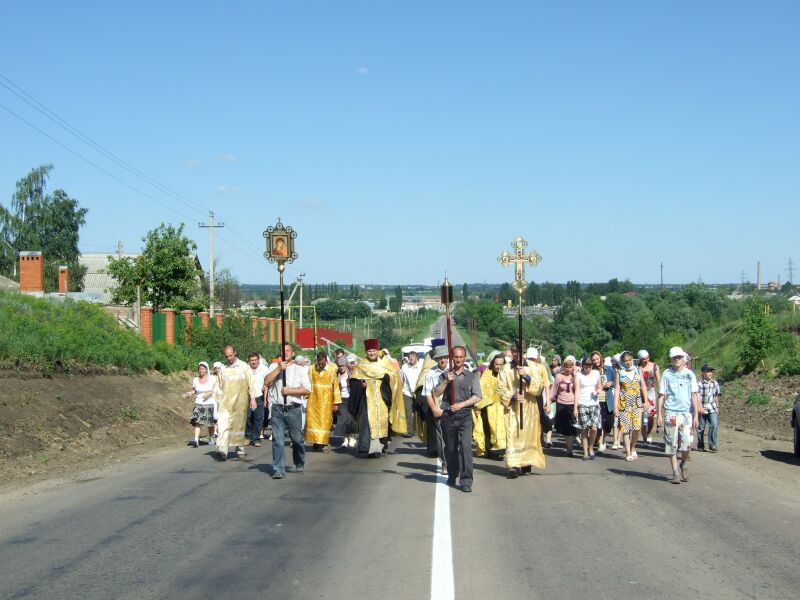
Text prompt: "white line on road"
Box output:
[[431, 459, 454, 600]]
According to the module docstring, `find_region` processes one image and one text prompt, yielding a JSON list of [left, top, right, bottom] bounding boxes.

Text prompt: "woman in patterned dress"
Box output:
[[614, 351, 648, 461]]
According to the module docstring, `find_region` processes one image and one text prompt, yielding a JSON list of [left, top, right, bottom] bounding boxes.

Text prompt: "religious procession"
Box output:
[[183, 228, 717, 492], [185, 329, 715, 492]]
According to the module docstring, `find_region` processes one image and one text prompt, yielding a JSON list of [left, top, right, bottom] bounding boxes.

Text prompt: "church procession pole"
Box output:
[[498, 236, 542, 430], [440, 274, 455, 404], [264, 218, 297, 386]]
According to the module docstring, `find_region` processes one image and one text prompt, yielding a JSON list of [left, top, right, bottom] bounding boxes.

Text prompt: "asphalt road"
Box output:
[[0, 433, 798, 600]]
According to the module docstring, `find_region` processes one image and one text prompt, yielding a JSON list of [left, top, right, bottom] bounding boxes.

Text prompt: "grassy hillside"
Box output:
[[0, 291, 191, 373]]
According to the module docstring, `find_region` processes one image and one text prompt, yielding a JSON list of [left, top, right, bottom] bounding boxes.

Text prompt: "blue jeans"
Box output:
[[245, 398, 265, 442], [697, 411, 718, 449], [271, 404, 305, 474]]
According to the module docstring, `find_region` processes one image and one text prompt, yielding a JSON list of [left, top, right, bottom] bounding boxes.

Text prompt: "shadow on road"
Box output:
[[606, 467, 668, 482], [760, 449, 798, 465]]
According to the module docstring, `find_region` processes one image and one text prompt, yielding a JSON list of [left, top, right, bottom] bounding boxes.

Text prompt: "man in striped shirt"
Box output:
[[697, 365, 721, 452]]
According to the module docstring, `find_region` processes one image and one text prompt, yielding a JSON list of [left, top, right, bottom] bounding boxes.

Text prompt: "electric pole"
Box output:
[[785, 258, 797, 286], [199, 212, 224, 317], [660, 262, 663, 290]]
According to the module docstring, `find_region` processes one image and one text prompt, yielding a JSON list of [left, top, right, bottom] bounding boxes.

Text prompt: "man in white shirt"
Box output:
[[245, 352, 269, 448], [401, 351, 423, 438], [264, 344, 312, 479]]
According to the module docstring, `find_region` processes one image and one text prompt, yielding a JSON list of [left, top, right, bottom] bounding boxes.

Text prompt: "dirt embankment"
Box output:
[[0, 370, 193, 485], [720, 373, 799, 441]]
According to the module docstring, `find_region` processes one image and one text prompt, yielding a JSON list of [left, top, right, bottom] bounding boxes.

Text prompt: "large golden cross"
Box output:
[[497, 236, 542, 297]]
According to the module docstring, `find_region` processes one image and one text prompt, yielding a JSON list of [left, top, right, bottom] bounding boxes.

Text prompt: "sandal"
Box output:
[[625, 455, 635, 462]]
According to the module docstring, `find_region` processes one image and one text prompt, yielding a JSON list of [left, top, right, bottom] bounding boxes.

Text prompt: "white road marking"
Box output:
[[431, 459, 454, 600]]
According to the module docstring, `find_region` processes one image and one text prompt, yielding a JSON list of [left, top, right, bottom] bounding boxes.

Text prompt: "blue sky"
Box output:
[[1, 1, 798, 287]]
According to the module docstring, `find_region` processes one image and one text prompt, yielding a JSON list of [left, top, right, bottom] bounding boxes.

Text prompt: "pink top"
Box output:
[[550, 372, 576, 405]]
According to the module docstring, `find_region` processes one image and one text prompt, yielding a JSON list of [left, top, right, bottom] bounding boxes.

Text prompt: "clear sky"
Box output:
[[1, 1, 798, 287]]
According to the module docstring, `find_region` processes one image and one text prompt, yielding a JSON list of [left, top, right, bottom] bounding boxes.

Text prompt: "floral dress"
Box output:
[[617, 367, 643, 434]]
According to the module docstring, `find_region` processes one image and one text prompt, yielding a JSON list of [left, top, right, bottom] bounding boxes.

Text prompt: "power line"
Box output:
[[0, 72, 264, 256], [0, 100, 197, 224]]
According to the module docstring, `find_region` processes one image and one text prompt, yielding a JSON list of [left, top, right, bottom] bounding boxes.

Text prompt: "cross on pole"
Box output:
[[497, 235, 542, 430], [498, 235, 541, 297]]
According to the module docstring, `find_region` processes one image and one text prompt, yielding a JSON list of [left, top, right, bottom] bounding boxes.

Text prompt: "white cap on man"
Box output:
[[525, 347, 539, 359], [669, 346, 685, 359]]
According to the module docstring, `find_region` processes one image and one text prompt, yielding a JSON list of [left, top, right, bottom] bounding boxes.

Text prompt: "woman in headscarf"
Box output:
[[614, 350, 648, 461], [184, 361, 218, 448]]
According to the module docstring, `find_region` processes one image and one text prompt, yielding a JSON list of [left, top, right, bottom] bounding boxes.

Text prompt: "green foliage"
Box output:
[[0, 165, 88, 290], [736, 299, 778, 372], [0, 291, 160, 371], [107, 223, 199, 311], [314, 299, 371, 320], [746, 391, 771, 405], [388, 286, 403, 313], [778, 356, 800, 377], [117, 405, 141, 420]]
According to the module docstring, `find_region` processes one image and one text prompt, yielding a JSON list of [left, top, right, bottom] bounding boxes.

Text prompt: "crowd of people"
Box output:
[[184, 337, 722, 489]]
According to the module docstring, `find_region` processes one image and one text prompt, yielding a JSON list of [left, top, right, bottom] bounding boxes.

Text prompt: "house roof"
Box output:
[[79, 252, 139, 303], [0, 274, 19, 290]]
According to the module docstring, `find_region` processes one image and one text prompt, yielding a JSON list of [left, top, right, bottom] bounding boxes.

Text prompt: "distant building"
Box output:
[[79, 252, 139, 304]]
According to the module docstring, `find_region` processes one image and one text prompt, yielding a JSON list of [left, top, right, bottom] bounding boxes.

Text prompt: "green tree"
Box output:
[[107, 223, 198, 311], [736, 299, 777, 372], [389, 285, 403, 312], [462, 282, 469, 301], [0, 165, 88, 289]]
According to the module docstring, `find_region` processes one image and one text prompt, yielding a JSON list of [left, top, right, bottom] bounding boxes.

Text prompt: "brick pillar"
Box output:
[[250, 315, 259, 336], [163, 309, 176, 345], [140, 306, 153, 344], [180, 310, 194, 342], [58, 266, 69, 294], [287, 319, 296, 344], [19, 251, 44, 293], [215, 313, 224, 328], [199, 311, 209, 328], [259, 317, 268, 342], [268, 318, 276, 343]]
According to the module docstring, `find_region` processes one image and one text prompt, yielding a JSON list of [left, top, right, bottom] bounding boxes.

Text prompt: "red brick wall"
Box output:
[[58, 266, 69, 294], [19, 253, 44, 293], [140, 307, 153, 344]]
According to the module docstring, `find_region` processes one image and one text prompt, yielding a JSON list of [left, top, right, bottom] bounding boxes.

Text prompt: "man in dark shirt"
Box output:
[[433, 345, 482, 492]]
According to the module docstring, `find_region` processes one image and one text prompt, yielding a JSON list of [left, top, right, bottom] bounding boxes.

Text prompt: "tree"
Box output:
[[215, 267, 241, 309], [462, 282, 469, 301], [0, 165, 88, 289], [389, 285, 403, 312], [737, 299, 777, 372], [107, 223, 198, 311]]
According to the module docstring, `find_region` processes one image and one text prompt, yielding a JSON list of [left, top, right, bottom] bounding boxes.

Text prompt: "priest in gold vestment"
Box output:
[[305, 352, 342, 450], [497, 348, 548, 478], [348, 339, 405, 456], [216, 344, 255, 460], [474, 351, 507, 458]]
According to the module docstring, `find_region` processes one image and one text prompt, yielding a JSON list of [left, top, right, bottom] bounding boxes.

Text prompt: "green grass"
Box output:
[[746, 391, 772, 405], [0, 290, 280, 374], [117, 405, 141, 420]]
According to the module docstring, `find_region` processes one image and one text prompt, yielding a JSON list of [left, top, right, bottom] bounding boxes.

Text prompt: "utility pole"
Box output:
[[116, 240, 124, 259], [199, 212, 224, 317], [660, 262, 663, 290], [785, 258, 797, 286]]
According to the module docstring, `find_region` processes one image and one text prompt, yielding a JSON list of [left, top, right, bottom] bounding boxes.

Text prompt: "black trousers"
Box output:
[[440, 408, 473, 485]]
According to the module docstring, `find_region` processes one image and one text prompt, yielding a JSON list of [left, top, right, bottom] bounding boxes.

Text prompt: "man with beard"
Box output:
[[348, 339, 404, 457], [473, 351, 507, 459]]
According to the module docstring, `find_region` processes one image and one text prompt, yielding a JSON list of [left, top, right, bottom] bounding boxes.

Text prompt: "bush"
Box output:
[[746, 391, 771, 405], [778, 356, 800, 377], [736, 300, 777, 372]]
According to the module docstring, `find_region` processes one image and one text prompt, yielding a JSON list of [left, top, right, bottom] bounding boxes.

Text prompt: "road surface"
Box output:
[[0, 429, 798, 600]]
